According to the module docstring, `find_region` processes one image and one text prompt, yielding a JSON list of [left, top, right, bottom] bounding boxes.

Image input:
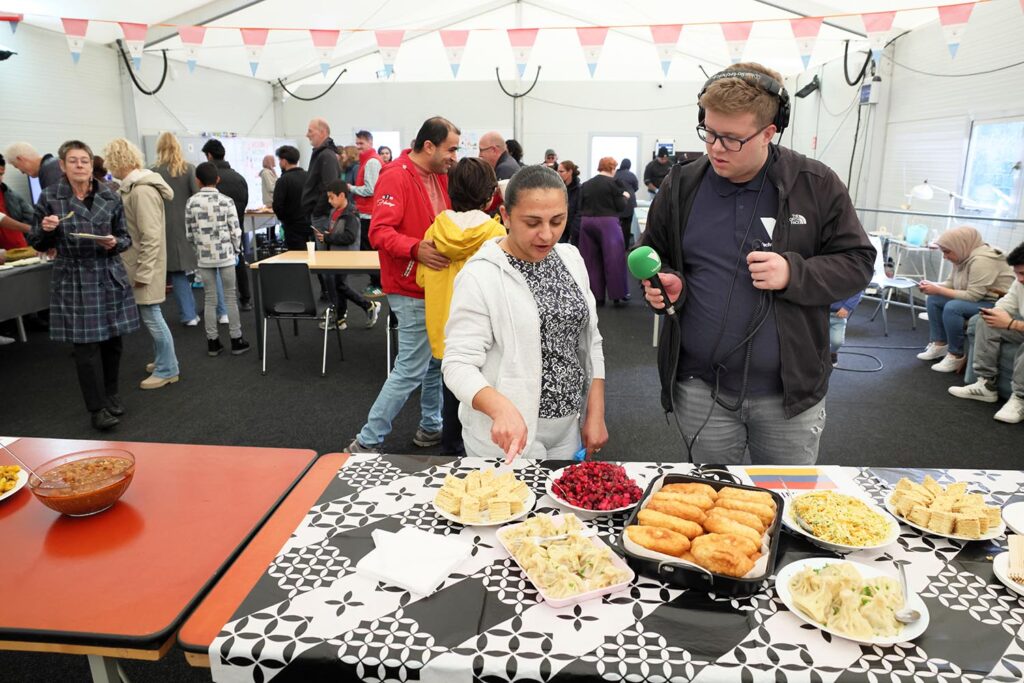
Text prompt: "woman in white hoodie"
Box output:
[[443, 166, 608, 461]]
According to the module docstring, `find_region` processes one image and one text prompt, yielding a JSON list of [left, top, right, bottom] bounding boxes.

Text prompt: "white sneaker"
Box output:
[[184, 316, 200, 327], [994, 395, 1024, 424], [917, 342, 948, 361], [949, 378, 999, 403], [930, 354, 963, 373], [218, 314, 229, 324], [0, 335, 15, 345], [365, 300, 382, 329]]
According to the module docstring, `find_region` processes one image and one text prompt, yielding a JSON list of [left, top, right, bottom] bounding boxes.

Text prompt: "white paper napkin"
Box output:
[[356, 527, 472, 595]]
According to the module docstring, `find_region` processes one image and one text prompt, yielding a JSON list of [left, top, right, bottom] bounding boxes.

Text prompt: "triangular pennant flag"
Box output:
[[178, 25, 206, 73], [790, 17, 822, 69], [576, 27, 608, 78], [720, 21, 753, 64], [375, 30, 404, 78], [240, 28, 268, 76], [309, 29, 340, 77], [507, 28, 539, 78], [937, 3, 974, 59], [61, 18, 88, 64], [650, 24, 681, 77], [1, 13, 22, 35], [862, 11, 896, 65], [439, 30, 469, 78], [118, 22, 147, 70]]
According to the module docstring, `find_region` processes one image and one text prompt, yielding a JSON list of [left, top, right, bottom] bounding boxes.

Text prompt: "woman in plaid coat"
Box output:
[[28, 140, 139, 430]]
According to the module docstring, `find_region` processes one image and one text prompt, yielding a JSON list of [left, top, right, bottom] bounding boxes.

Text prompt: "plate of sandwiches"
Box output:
[[884, 475, 1004, 541], [433, 468, 536, 527]]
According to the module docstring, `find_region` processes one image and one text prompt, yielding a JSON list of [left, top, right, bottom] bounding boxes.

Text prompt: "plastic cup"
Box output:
[[306, 241, 315, 262]]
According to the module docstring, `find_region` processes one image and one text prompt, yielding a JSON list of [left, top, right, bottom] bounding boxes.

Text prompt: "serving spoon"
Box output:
[[895, 562, 922, 624]]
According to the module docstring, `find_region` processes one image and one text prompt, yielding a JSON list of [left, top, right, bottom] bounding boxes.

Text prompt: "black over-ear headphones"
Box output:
[[697, 69, 791, 136]]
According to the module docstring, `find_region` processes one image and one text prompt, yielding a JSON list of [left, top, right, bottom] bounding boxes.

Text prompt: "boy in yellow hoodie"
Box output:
[[417, 157, 506, 454]]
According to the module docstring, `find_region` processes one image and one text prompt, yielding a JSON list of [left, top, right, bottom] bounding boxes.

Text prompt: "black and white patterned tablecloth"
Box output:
[[209, 456, 1024, 683]]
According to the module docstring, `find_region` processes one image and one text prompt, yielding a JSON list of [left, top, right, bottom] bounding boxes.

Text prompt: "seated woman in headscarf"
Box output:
[[916, 225, 1015, 372]]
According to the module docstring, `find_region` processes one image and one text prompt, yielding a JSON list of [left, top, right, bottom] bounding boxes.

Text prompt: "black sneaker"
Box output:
[[239, 300, 254, 312], [231, 337, 251, 355], [106, 394, 125, 416], [91, 408, 119, 431], [208, 338, 224, 356], [413, 428, 442, 447]]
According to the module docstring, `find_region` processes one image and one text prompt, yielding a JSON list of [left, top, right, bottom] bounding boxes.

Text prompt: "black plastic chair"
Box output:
[[258, 262, 343, 376]]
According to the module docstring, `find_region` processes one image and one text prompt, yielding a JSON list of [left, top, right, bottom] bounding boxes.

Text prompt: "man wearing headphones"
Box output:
[[638, 62, 875, 464]]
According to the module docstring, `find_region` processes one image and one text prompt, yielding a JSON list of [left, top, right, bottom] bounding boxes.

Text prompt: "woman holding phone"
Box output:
[[28, 140, 138, 430]]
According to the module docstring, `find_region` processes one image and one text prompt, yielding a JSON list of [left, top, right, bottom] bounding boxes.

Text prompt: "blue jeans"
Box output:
[[926, 294, 992, 355], [829, 313, 848, 353], [357, 294, 443, 446], [138, 303, 179, 378], [168, 271, 198, 323]]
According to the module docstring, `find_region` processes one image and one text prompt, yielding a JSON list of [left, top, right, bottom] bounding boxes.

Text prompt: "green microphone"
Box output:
[[628, 246, 676, 316]]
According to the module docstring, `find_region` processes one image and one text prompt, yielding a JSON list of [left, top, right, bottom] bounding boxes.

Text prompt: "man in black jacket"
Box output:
[[639, 63, 874, 465], [272, 145, 310, 249], [201, 138, 253, 310], [301, 118, 340, 234]]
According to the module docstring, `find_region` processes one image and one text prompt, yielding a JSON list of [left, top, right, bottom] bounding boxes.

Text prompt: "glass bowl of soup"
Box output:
[[28, 449, 135, 516]]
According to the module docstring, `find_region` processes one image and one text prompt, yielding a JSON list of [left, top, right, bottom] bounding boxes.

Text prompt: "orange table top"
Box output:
[[178, 453, 348, 660], [250, 250, 380, 270], [0, 438, 316, 651]]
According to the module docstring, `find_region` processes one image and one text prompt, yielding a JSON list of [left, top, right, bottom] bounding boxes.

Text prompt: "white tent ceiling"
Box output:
[[9, 0, 960, 85]]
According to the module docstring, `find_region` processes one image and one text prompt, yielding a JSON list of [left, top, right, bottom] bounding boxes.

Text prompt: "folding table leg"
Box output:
[[15, 315, 26, 342], [321, 308, 331, 376], [86, 655, 126, 683]]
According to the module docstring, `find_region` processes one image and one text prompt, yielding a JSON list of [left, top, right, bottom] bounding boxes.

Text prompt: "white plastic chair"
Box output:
[[865, 235, 919, 336]]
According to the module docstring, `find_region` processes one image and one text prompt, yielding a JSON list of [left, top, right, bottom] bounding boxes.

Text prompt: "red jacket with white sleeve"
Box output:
[[368, 149, 450, 299]]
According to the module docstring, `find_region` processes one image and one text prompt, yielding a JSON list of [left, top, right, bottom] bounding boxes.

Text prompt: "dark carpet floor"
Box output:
[[1, 277, 1018, 681]]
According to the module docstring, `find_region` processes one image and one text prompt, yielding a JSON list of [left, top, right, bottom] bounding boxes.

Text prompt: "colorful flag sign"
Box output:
[[790, 17, 822, 69], [576, 26, 608, 77], [375, 30, 403, 78], [439, 30, 469, 78], [309, 29, 340, 76], [862, 11, 896, 65], [721, 21, 753, 64], [119, 22, 147, 70], [507, 28, 538, 78], [61, 18, 88, 64], [745, 467, 837, 491], [178, 25, 206, 73], [240, 28, 268, 76], [937, 3, 974, 58], [650, 24, 681, 77], [1, 13, 21, 34]]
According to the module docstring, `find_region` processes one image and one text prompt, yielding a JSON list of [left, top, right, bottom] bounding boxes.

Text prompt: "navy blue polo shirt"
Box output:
[[677, 156, 783, 397]]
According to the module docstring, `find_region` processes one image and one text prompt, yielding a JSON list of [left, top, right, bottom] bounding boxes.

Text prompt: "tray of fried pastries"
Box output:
[[619, 472, 783, 596]]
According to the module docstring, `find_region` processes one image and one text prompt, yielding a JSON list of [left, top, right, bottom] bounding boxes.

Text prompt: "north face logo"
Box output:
[[789, 214, 807, 225]]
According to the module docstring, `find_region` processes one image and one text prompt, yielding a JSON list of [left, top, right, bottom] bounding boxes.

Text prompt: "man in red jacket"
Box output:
[[350, 130, 384, 296], [349, 117, 460, 453]]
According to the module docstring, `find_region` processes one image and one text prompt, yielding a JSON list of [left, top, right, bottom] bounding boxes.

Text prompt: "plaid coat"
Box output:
[[28, 177, 140, 343]]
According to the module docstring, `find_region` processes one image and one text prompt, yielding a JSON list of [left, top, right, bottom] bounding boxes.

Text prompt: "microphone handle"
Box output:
[[649, 273, 676, 316]]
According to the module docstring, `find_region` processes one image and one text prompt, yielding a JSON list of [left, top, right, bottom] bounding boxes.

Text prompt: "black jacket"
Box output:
[[494, 151, 521, 181], [614, 165, 639, 217], [581, 174, 626, 217], [212, 160, 248, 222], [562, 177, 582, 244], [644, 158, 671, 190], [272, 166, 309, 232], [324, 202, 360, 250], [301, 138, 339, 219], [639, 145, 875, 418]]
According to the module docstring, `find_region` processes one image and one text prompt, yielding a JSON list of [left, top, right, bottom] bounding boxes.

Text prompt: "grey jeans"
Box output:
[[973, 318, 1024, 395], [198, 265, 241, 340], [671, 378, 825, 465]]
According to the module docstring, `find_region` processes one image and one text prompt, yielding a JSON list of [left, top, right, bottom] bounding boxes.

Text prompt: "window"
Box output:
[[588, 135, 639, 180], [960, 117, 1024, 218], [370, 130, 402, 157]]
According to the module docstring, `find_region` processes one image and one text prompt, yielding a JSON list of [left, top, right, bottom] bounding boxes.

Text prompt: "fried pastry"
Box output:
[[661, 482, 719, 500], [714, 497, 775, 526], [706, 507, 765, 534], [692, 532, 759, 558], [652, 490, 715, 511], [716, 486, 777, 510], [702, 514, 763, 547], [625, 525, 691, 557], [680, 551, 697, 564], [690, 542, 755, 578], [637, 509, 704, 539], [646, 497, 707, 524]]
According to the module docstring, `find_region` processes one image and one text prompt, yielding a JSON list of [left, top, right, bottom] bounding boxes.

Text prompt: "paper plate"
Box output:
[[775, 557, 930, 646], [884, 493, 1005, 542]]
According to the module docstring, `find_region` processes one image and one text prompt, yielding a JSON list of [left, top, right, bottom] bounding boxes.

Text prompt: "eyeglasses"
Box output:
[[695, 124, 769, 152], [478, 145, 499, 154]]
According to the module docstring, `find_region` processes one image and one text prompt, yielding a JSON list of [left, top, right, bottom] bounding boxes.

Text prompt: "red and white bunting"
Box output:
[[790, 17, 822, 69], [576, 26, 608, 77], [862, 11, 895, 64], [507, 28, 539, 78], [178, 25, 206, 73], [119, 22, 147, 70], [240, 28, 268, 76], [937, 3, 974, 58], [61, 18, 88, 64], [720, 21, 752, 64], [375, 30, 403, 78], [439, 30, 469, 78], [650, 24, 682, 77], [1, 12, 21, 34], [309, 29, 340, 76]]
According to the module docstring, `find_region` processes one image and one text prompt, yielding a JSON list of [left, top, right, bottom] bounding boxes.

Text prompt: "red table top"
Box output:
[[0, 438, 316, 650]]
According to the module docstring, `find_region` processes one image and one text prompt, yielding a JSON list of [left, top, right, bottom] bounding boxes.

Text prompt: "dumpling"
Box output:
[[825, 589, 874, 639], [789, 569, 834, 624]]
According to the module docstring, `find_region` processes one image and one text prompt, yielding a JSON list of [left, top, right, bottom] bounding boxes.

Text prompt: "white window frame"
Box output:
[[959, 115, 1024, 219]]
